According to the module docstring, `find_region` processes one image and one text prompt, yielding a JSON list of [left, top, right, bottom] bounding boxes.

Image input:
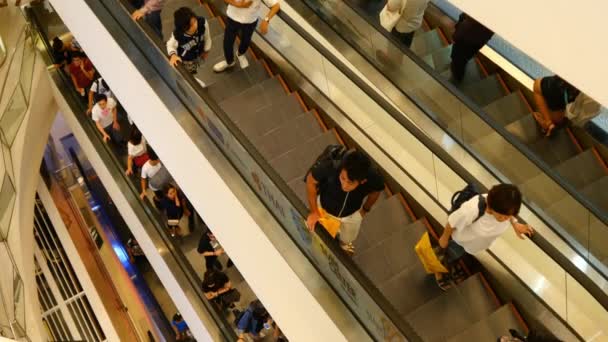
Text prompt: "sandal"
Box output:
[[434, 273, 453, 291], [450, 263, 468, 284]]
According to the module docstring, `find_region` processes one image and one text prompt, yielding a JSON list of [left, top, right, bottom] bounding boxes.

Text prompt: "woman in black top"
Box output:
[[158, 184, 183, 237], [202, 269, 236, 309], [532, 75, 580, 136]]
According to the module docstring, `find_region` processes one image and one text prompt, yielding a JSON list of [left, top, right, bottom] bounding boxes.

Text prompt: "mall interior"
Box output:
[[0, 0, 607, 341]]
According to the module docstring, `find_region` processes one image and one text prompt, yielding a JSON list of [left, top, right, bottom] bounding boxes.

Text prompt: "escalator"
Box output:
[[285, 0, 608, 280], [33, 0, 583, 340]]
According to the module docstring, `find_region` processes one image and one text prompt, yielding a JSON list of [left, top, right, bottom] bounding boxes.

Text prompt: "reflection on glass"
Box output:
[[0, 174, 16, 239], [0, 35, 6, 67], [12, 272, 24, 330], [20, 29, 37, 102], [0, 86, 28, 147]]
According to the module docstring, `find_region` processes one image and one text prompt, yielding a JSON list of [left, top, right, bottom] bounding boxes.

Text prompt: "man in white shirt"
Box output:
[[140, 149, 173, 205], [87, 77, 114, 114], [213, 0, 280, 72], [91, 94, 121, 144], [386, 0, 429, 47], [437, 184, 533, 289]]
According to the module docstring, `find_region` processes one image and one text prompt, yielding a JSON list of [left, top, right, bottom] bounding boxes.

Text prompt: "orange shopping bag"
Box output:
[[415, 232, 448, 274], [318, 207, 341, 238]]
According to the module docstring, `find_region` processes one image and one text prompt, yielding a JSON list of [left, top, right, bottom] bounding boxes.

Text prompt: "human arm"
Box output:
[[111, 106, 120, 130], [87, 90, 94, 114], [132, 0, 162, 19], [126, 155, 134, 175], [140, 178, 148, 200], [166, 34, 182, 66], [510, 218, 533, 240], [259, 1, 280, 35], [95, 121, 111, 143], [533, 78, 555, 125], [81, 61, 95, 80], [438, 223, 454, 248], [305, 172, 320, 232], [200, 248, 224, 257], [360, 191, 380, 217]]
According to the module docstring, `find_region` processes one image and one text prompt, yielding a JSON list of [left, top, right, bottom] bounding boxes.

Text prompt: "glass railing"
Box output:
[[75, 0, 590, 339], [26, 6, 239, 341], [284, 0, 608, 286]]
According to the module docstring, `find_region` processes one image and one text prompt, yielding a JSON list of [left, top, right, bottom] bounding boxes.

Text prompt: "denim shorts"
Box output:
[[446, 240, 466, 264]]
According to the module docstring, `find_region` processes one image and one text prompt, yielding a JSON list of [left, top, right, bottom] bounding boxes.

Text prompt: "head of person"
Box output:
[[250, 300, 269, 321], [202, 269, 224, 290], [338, 151, 371, 192], [147, 148, 159, 162], [172, 313, 183, 323], [205, 229, 216, 241], [554, 75, 580, 103], [52, 37, 64, 52], [129, 126, 143, 145], [164, 184, 178, 200], [94, 94, 108, 108], [71, 51, 86, 66], [174, 7, 197, 35], [486, 184, 522, 222]]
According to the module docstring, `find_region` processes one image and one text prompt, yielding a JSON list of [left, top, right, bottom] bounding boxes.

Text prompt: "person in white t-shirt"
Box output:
[[126, 126, 149, 176], [91, 94, 121, 143], [87, 77, 114, 114], [436, 184, 533, 289], [213, 0, 280, 72]]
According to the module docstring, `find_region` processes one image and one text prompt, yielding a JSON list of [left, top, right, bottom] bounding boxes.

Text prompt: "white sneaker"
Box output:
[[237, 53, 249, 69], [213, 60, 235, 73]]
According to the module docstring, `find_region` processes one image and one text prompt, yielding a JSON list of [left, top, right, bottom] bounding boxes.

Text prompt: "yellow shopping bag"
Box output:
[[415, 232, 448, 274], [318, 207, 341, 238]]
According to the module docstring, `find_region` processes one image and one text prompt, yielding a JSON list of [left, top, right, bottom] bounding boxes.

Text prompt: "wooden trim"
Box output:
[[478, 273, 502, 308], [384, 185, 393, 197], [591, 147, 608, 174], [436, 28, 450, 46], [475, 57, 490, 77], [311, 108, 328, 131], [422, 19, 431, 32], [516, 90, 535, 113], [330, 128, 345, 146], [248, 47, 259, 60], [421, 217, 439, 240], [495, 73, 511, 94], [509, 302, 530, 334], [203, 2, 214, 17], [293, 91, 309, 111], [566, 128, 584, 153], [260, 59, 273, 77], [217, 16, 226, 28], [397, 193, 417, 221], [276, 74, 291, 93]]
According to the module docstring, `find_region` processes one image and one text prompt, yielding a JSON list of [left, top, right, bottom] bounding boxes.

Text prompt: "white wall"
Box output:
[[449, 0, 608, 107]]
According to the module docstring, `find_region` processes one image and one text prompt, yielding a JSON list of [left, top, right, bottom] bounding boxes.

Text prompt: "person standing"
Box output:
[[385, 0, 430, 48], [197, 230, 225, 271], [449, 13, 493, 82], [167, 7, 212, 74], [68, 52, 95, 98], [91, 94, 121, 144], [131, 0, 165, 38], [213, 0, 280, 72], [305, 149, 384, 254], [87, 77, 113, 114]]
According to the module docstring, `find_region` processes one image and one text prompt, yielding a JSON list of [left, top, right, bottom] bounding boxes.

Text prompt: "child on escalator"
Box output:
[[166, 6, 211, 75]]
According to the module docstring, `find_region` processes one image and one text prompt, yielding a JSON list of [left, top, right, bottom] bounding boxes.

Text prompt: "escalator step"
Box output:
[[429, 45, 452, 73], [554, 149, 606, 189], [411, 29, 445, 57], [357, 195, 413, 253], [504, 114, 542, 144], [405, 273, 497, 341], [219, 77, 285, 121], [441, 58, 484, 87], [253, 112, 322, 160], [270, 131, 339, 182], [287, 177, 308, 205], [462, 75, 508, 108], [528, 130, 579, 168], [582, 175, 608, 212], [207, 17, 223, 38], [519, 172, 567, 209], [447, 305, 525, 342], [236, 93, 305, 139], [207, 61, 271, 102], [483, 92, 531, 127]]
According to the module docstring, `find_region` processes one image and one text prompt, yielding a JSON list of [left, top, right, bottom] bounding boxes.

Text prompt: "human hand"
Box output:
[[514, 222, 534, 240], [200, 51, 209, 60], [125, 168, 133, 176], [259, 20, 269, 35], [103, 134, 110, 143], [140, 192, 146, 200], [86, 107, 92, 115], [169, 54, 182, 67], [306, 211, 320, 232], [131, 9, 145, 20]]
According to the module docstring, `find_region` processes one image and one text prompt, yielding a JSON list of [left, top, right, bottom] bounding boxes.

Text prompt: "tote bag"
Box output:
[[379, 0, 407, 32]]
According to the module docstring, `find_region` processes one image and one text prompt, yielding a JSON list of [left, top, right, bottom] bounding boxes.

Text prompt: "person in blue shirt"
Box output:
[[236, 300, 271, 340], [171, 313, 190, 341]]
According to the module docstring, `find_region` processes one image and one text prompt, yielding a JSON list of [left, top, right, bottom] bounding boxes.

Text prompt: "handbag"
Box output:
[[379, 0, 407, 32], [415, 232, 448, 274], [317, 207, 342, 238]]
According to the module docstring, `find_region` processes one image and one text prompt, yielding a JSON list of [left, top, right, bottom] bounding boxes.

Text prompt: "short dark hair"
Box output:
[[71, 51, 86, 59], [52, 37, 64, 51], [487, 184, 522, 216], [147, 148, 159, 161], [172, 313, 183, 322], [129, 126, 143, 145], [94, 93, 107, 104], [163, 184, 176, 195], [340, 150, 370, 182], [174, 7, 196, 34]]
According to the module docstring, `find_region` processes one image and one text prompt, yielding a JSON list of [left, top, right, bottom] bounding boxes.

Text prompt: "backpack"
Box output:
[[148, 164, 173, 190], [303, 144, 348, 183], [449, 184, 486, 222]]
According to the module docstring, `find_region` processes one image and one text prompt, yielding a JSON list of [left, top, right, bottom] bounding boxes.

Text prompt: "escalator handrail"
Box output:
[[74, 0, 421, 340], [269, 0, 608, 311], [26, 7, 238, 341]]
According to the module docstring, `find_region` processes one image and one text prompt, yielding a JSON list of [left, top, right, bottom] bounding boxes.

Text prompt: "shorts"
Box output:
[[317, 197, 363, 244]]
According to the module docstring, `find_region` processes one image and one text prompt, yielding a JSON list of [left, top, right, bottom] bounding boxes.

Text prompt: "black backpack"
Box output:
[[303, 144, 348, 183], [450, 184, 486, 222]]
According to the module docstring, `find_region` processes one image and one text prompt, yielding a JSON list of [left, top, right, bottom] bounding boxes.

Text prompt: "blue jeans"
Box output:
[[103, 125, 123, 144], [145, 10, 162, 38], [446, 239, 466, 264]]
